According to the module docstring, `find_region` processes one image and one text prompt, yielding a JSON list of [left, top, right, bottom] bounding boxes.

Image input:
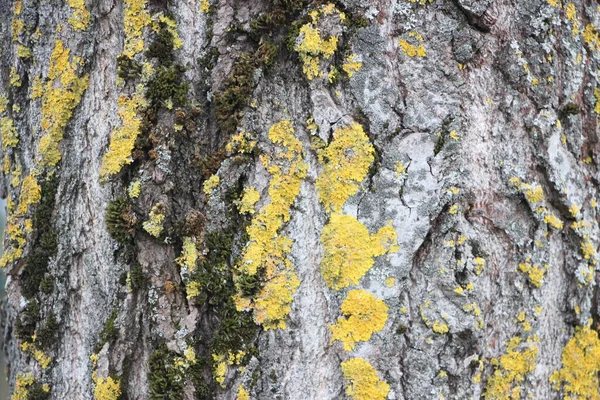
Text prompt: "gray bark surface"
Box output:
[[0, 0, 599, 399]]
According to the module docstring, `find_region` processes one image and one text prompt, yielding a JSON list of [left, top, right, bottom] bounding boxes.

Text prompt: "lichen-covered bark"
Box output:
[[1, 0, 600, 399]]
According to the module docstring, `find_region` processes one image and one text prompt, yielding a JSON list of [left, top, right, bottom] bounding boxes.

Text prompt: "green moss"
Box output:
[[36, 312, 58, 350], [105, 197, 136, 245], [98, 307, 119, 349], [26, 383, 51, 400], [117, 55, 142, 80], [21, 175, 58, 300], [15, 300, 40, 342], [146, 65, 189, 109], [562, 102, 580, 116], [148, 342, 184, 400]]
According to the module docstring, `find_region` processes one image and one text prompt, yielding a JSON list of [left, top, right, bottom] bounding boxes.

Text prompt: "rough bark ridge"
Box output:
[[1, 0, 600, 399]]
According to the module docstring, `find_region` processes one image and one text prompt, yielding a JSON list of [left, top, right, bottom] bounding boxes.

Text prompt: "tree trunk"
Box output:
[[1, 0, 599, 399]]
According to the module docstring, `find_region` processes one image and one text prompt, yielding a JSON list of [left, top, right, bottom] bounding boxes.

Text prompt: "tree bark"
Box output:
[[1, 0, 599, 399]]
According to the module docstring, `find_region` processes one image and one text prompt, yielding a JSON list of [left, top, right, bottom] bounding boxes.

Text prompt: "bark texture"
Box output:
[[1, 0, 600, 399]]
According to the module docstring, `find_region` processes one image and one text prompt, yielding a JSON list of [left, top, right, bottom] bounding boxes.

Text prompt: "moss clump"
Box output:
[[105, 197, 137, 244], [36, 312, 58, 350], [21, 175, 58, 300], [15, 300, 40, 342], [148, 343, 185, 400], [98, 307, 119, 349], [117, 55, 142, 80]]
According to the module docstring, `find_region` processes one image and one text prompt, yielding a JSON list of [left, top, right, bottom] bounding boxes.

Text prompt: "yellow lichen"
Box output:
[[581, 238, 596, 260], [399, 32, 426, 57], [203, 174, 220, 195], [330, 289, 389, 351], [518, 261, 546, 288], [544, 213, 563, 230], [199, 0, 210, 12], [40, 40, 89, 167], [177, 237, 198, 272], [17, 45, 32, 58], [395, 161, 407, 177], [11, 373, 35, 400], [234, 120, 307, 330], [100, 93, 147, 178], [321, 215, 398, 290], [123, 0, 151, 58], [432, 320, 449, 334], [583, 24, 599, 51], [67, 0, 91, 31], [1, 116, 19, 149], [238, 186, 260, 215], [226, 131, 256, 154], [17, 175, 41, 215], [385, 277, 396, 287], [595, 88, 600, 115], [128, 180, 141, 198], [237, 386, 250, 400], [484, 337, 538, 400], [341, 358, 390, 400], [316, 122, 374, 213], [31, 76, 43, 99], [550, 321, 600, 399], [186, 281, 201, 299], [10, 67, 21, 87], [12, 18, 24, 42], [343, 54, 363, 78], [143, 203, 165, 237], [154, 14, 183, 49], [93, 373, 121, 400], [294, 4, 344, 80]]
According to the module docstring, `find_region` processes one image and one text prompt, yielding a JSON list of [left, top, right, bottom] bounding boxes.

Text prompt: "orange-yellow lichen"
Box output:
[[142, 203, 165, 237], [583, 24, 599, 51], [321, 215, 398, 290], [40, 40, 89, 167], [343, 54, 363, 78], [203, 174, 220, 195], [177, 236, 198, 273], [234, 120, 307, 330], [67, 0, 91, 31], [484, 337, 538, 400], [11, 373, 35, 400], [544, 213, 563, 230], [123, 0, 151, 58], [316, 122, 374, 213], [238, 186, 260, 215], [550, 321, 600, 399], [92, 373, 121, 400], [199, 0, 210, 12], [294, 4, 344, 80], [330, 289, 389, 351], [226, 131, 256, 154], [17, 175, 41, 215], [1, 116, 19, 149], [518, 262, 547, 288], [341, 358, 390, 400], [399, 32, 426, 57], [237, 386, 250, 400], [100, 93, 147, 178]]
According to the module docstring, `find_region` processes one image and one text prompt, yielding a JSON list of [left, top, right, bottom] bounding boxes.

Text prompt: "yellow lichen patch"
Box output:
[[473, 257, 486, 275], [584, 24, 600, 51], [484, 337, 538, 399], [11, 373, 35, 400], [432, 320, 449, 334], [199, 0, 210, 12], [399, 32, 426, 57], [40, 40, 89, 167], [12, 17, 24, 42], [92, 373, 121, 400], [385, 277, 396, 287], [343, 54, 363, 78], [321, 215, 398, 290], [316, 122, 374, 213], [212, 353, 227, 387], [395, 161, 407, 177], [203, 174, 220, 195], [186, 281, 201, 299], [128, 180, 141, 198], [510, 178, 544, 203], [238, 186, 260, 215], [518, 261, 547, 288], [177, 237, 198, 272], [569, 204, 580, 218], [595, 88, 600, 115], [31, 76, 43, 99], [17, 45, 32, 58], [234, 120, 307, 330], [226, 131, 256, 154], [237, 386, 250, 400], [550, 321, 600, 399], [123, 0, 151, 58], [67, 0, 91, 31], [100, 93, 147, 178], [330, 290, 389, 351], [565, 3, 580, 36], [580, 238, 596, 261], [143, 203, 165, 237], [10, 67, 21, 87], [17, 175, 41, 215], [1, 116, 19, 149], [341, 358, 390, 400], [294, 4, 344, 80], [544, 213, 563, 230], [153, 14, 183, 50]]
